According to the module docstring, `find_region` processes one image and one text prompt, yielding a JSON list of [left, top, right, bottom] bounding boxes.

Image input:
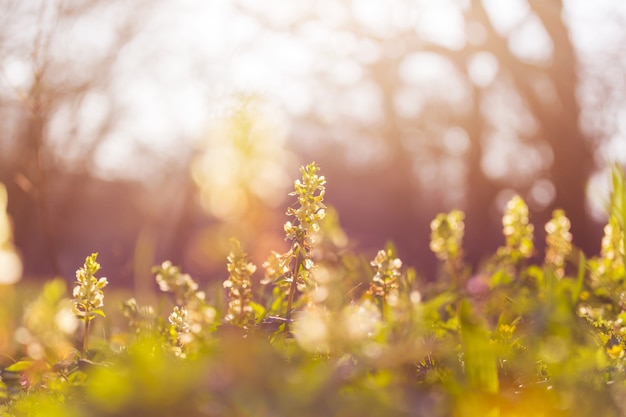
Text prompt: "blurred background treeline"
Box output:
[[1, 0, 625, 287]]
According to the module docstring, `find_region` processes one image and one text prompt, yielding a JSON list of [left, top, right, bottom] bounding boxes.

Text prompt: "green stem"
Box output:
[[82, 318, 91, 357], [286, 247, 303, 318], [378, 296, 387, 322], [447, 260, 458, 288], [286, 276, 297, 318]]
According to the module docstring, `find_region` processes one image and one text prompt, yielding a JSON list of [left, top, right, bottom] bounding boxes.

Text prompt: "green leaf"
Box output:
[[5, 360, 35, 372], [90, 309, 106, 318], [0, 379, 7, 400], [42, 279, 67, 304], [610, 163, 626, 230], [571, 252, 586, 304], [459, 300, 499, 394], [489, 269, 513, 288], [250, 301, 266, 322], [526, 265, 544, 286]]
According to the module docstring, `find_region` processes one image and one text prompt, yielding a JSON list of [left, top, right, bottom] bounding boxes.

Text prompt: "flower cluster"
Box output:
[[430, 210, 465, 263], [368, 249, 402, 304], [169, 306, 190, 335], [72, 253, 108, 322], [223, 238, 256, 326], [261, 250, 291, 285], [154, 261, 205, 306], [600, 216, 625, 271], [585, 166, 626, 305], [430, 209, 465, 283], [544, 209, 573, 277], [168, 306, 192, 356], [154, 261, 216, 348], [120, 298, 157, 335], [284, 162, 327, 241], [590, 215, 626, 285], [498, 195, 534, 263], [263, 162, 326, 314]]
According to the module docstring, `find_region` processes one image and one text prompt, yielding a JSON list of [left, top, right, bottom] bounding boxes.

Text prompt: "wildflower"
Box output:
[[430, 210, 465, 262], [168, 306, 193, 353], [600, 216, 624, 268], [607, 343, 623, 359], [154, 261, 216, 346], [121, 298, 156, 334], [590, 215, 626, 284], [368, 249, 402, 302], [430, 210, 465, 283], [169, 306, 190, 335], [261, 250, 291, 285], [544, 209, 573, 277], [497, 195, 534, 263], [263, 162, 327, 315], [72, 253, 108, 321], [72, 253, 108, 355], [154, 261, 204, 306], [286, 162, 327, 240], [223, 238, 256, 326]]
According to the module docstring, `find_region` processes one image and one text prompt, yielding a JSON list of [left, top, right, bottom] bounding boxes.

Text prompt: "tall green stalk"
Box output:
[[262, 162, 326, 317]]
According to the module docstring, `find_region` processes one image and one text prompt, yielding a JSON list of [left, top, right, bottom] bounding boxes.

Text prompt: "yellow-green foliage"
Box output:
[[1, 163, 626, 417]]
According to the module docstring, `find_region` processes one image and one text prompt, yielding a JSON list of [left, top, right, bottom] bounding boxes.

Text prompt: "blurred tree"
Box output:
[[235, 0, 614, 272], [463, 0, 597, 263], [1, 0, 623, 283], [0, 0, 151, 277]]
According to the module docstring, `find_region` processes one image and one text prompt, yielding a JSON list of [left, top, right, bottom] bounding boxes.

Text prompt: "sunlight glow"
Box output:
[[482, 0, 530, 36], [3, 0, 623, 237], [529, 178, 556, 209], [192, 96, 294, 221], [443, 127, 470, 155], [399, 53, 470, 106], [467, 52, 499, 87], [508, 14, 554, 63], [414, 0, 465, 49], [0, 184, 22, 284]]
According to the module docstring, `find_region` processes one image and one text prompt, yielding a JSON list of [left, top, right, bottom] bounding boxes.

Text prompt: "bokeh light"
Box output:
[[192, 95, 294, 221], [0, 183, 22, 285], [1, 0, 625, 282]]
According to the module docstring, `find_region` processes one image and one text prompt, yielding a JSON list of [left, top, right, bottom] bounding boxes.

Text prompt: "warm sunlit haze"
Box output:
[[1, 0, 625, 284]]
